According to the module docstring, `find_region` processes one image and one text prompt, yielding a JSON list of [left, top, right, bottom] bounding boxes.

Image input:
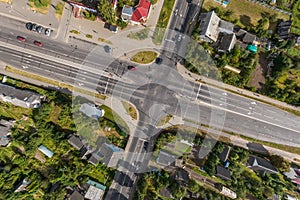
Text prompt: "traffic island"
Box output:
[[130, 51, 158, 64]]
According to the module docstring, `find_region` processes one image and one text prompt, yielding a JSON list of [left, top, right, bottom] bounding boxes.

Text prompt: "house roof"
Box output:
[[199, 11, 220, 42], [216, 165, 231, 181], [159, 188, 173, 198], [219, 20, 234, 33], [284, 168, 300, 185], [219, 33, 236, 52], [87, 179, 106, 191], [243, 32, 256, 44], [218, 146, 231, 162], [248, 156, 277, 174], [0, 83, 42, 108], [84, 185, 105, 200], [131, 0, 151, 23], [68, 135, 84, 150], [80, 103, 104, 119], [14, 178, 32, 193], [70, 190, 84, 200], [156, 150, 176, 166], [87, 152, 101, 165], [122, 5, 134, 16], [0, 120, 14, 146], [38, 145, 54, 158], [175, 169, 190, 183]]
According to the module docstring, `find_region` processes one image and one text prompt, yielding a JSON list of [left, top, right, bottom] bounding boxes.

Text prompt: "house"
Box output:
[[68, 135, 84, 150], [199, 11, 221, 42], [121, 5, 134, 22], [159, 188, 173, 199], [69, 190, 84, 200], [214, 0, 231, 6], [0, 83, 42, 108], [156, 150, 176, 166], [295, 37, 300, 46], [80, 103, 105, 120], [219, 20, 234, 34], [216, 165, 231, 181], [284, 194, 298, 200], [175, 169, 190, 184], [247, 156, 277, 175], [68, 0, 98, 18], [218, 146, 231, 163], [218, 33, 236, 53], [97, 142, 124, 167], [38, 145, 54, 158], [277, 20, 292, 40], [14, 178, 32, 193], [84, 180, 106, 200], [87, 151, 102, 166], [131, 0, 151, 24], [0, 119, 14, 147], [284, 168, 300, 185], [243, 32, 257, 44]]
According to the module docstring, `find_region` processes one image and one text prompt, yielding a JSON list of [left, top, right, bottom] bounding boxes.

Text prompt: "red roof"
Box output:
[[132, 0, 151, 23]]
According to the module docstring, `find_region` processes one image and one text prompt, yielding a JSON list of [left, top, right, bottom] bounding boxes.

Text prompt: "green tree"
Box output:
[[188, 179, 199, 193], [98, 0, 116, 23]]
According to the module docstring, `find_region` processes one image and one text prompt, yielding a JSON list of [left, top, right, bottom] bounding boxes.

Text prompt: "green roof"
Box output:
[[247, 45, 257, 53]]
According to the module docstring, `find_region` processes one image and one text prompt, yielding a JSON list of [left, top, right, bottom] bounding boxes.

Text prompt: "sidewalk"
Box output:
[[176, 63, 300, 113]]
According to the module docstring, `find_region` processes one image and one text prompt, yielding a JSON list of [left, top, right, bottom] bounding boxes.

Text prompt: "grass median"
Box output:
[[121, 101, 137, 120], [5, 66, 106, 100], [130, 51, 158, 64]]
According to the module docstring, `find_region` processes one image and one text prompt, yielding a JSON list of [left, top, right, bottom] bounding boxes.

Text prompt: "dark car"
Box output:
[[26, 22, 33, 30], [104, 45, 111, 53], [155, 57, 163, 65], [17, 36, 26, 42], [33, 40, 42, 47], [36, 26, 43, 33], [45, 28, 51, 36], [127, 66, 136, 71], [31, 24, 37, 32]]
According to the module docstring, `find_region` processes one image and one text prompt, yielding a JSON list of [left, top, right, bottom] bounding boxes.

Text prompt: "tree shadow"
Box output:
[[240, 15, 253, 28]]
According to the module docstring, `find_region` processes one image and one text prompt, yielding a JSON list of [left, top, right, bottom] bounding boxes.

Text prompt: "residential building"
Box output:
[[156, 150, 176, 166], [131, 0, 151, 24], [159, 188, 173, 199], [175, 169, 190, 184], [218, 33, 236, 53], [104, 23, 118, 33], [219, 20, 234, 34], [38, 145, 54, 158], [0, 119, 14, 147], [284, 168, 300, 185], [97, 142, 124, 167], [296, 37, 300, 46], [80, 103, 105, 120], [68, 135, 84, 150], [214, 0, 231, 6], [247, 156, 277, 175], [215, 184, 237, 199], [121, 5, 134, 22], [216, 165, 231, 181], [199, 11, 221, 42], [87, 151, 102, 166], [84, 180, 106, 200], [235, 28, 257, 44], [218, 146, 231, 163], [277, 20, 292, 40], [69, 190, 84, 200], [0, 83, 42, 108], [14, 178, 32, 193]]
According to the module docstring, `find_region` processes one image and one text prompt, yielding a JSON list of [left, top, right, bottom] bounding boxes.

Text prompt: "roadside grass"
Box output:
[[54, 1, 64, 19], [202, 0, 290, 28], [121, 101, 137, 120], [5, 66, 106, 100], [127, 27, 150, 40], [29, 0, 51, 14], [98, 37, 112, 44], [70, 30, 80, 34], [0, 0, 12, 3], [156, 114, 172, 126], [86, 34, 93, 39], [291, 1, 300, 35], [130, 51, 158, 64], [286, 46, 300, 59], [0, 102, 32, 119], [100, 105, 130, 135], [152, 0, 176, 45]]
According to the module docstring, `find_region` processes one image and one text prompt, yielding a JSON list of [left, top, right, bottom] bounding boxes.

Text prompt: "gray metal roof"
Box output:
[[38, 145, 54, 158], [80, 103, 104, 119]]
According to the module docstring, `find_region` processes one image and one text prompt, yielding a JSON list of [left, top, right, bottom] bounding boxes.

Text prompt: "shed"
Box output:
[[247, 45, 257, 53], [38, 145, 54, 158]]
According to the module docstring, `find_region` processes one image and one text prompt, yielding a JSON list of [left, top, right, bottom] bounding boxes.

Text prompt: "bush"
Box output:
[[86, 34, 93, 39]]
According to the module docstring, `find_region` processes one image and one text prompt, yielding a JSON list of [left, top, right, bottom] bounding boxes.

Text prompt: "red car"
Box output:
[[127, 66, 136, 71], [17, 36, 26, 42], [34, 40, 42, 47]]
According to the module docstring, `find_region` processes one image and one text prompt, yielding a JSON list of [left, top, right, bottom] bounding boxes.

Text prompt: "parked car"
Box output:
[[36, 26, 43, 33], [44, 28, 51, 36], [104, 23, 118, 33], [155, 57, 163, 65], [31, 24, 37, 32], [17, 36, 26, 42], [104, 45, 111, 53], [127, 66, 136, 71], [25, 22, 33, 30], [33, 40, 42, 47]]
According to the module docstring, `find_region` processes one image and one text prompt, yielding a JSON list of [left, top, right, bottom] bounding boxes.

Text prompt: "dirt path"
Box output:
[[249, 53, 268, 91]]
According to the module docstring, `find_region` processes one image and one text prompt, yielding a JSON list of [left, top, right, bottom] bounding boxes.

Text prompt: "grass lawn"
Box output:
[[202, 0, 290, 28], [127, 27, 150, 40], [152, 0, 176, 45], [130, 51, 158, 64], [55, 1, 64, 19], [29, 0, 51, 14], [5, 66, 106, 100], [0, 102, 32, 119], [286, 46, 300, 59], [121, 101, 137, 120], [291, 1, 300, 35]]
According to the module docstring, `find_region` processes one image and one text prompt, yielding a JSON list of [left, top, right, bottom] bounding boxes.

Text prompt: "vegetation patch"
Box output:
[[54, 1, 64, 18], [86, 34, 93, 39], [70, 30, 80, 34], [98, 37, 112, 44], [29, 0, 51, 14], [0, 0, 12, 3], [156, 114, 172, 126], [130, 51, 158, 64], [121, 101, 137, 120], [127, 28, 150, 40], [291, 0, 300, 35], [152, 0, 176, 44]]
